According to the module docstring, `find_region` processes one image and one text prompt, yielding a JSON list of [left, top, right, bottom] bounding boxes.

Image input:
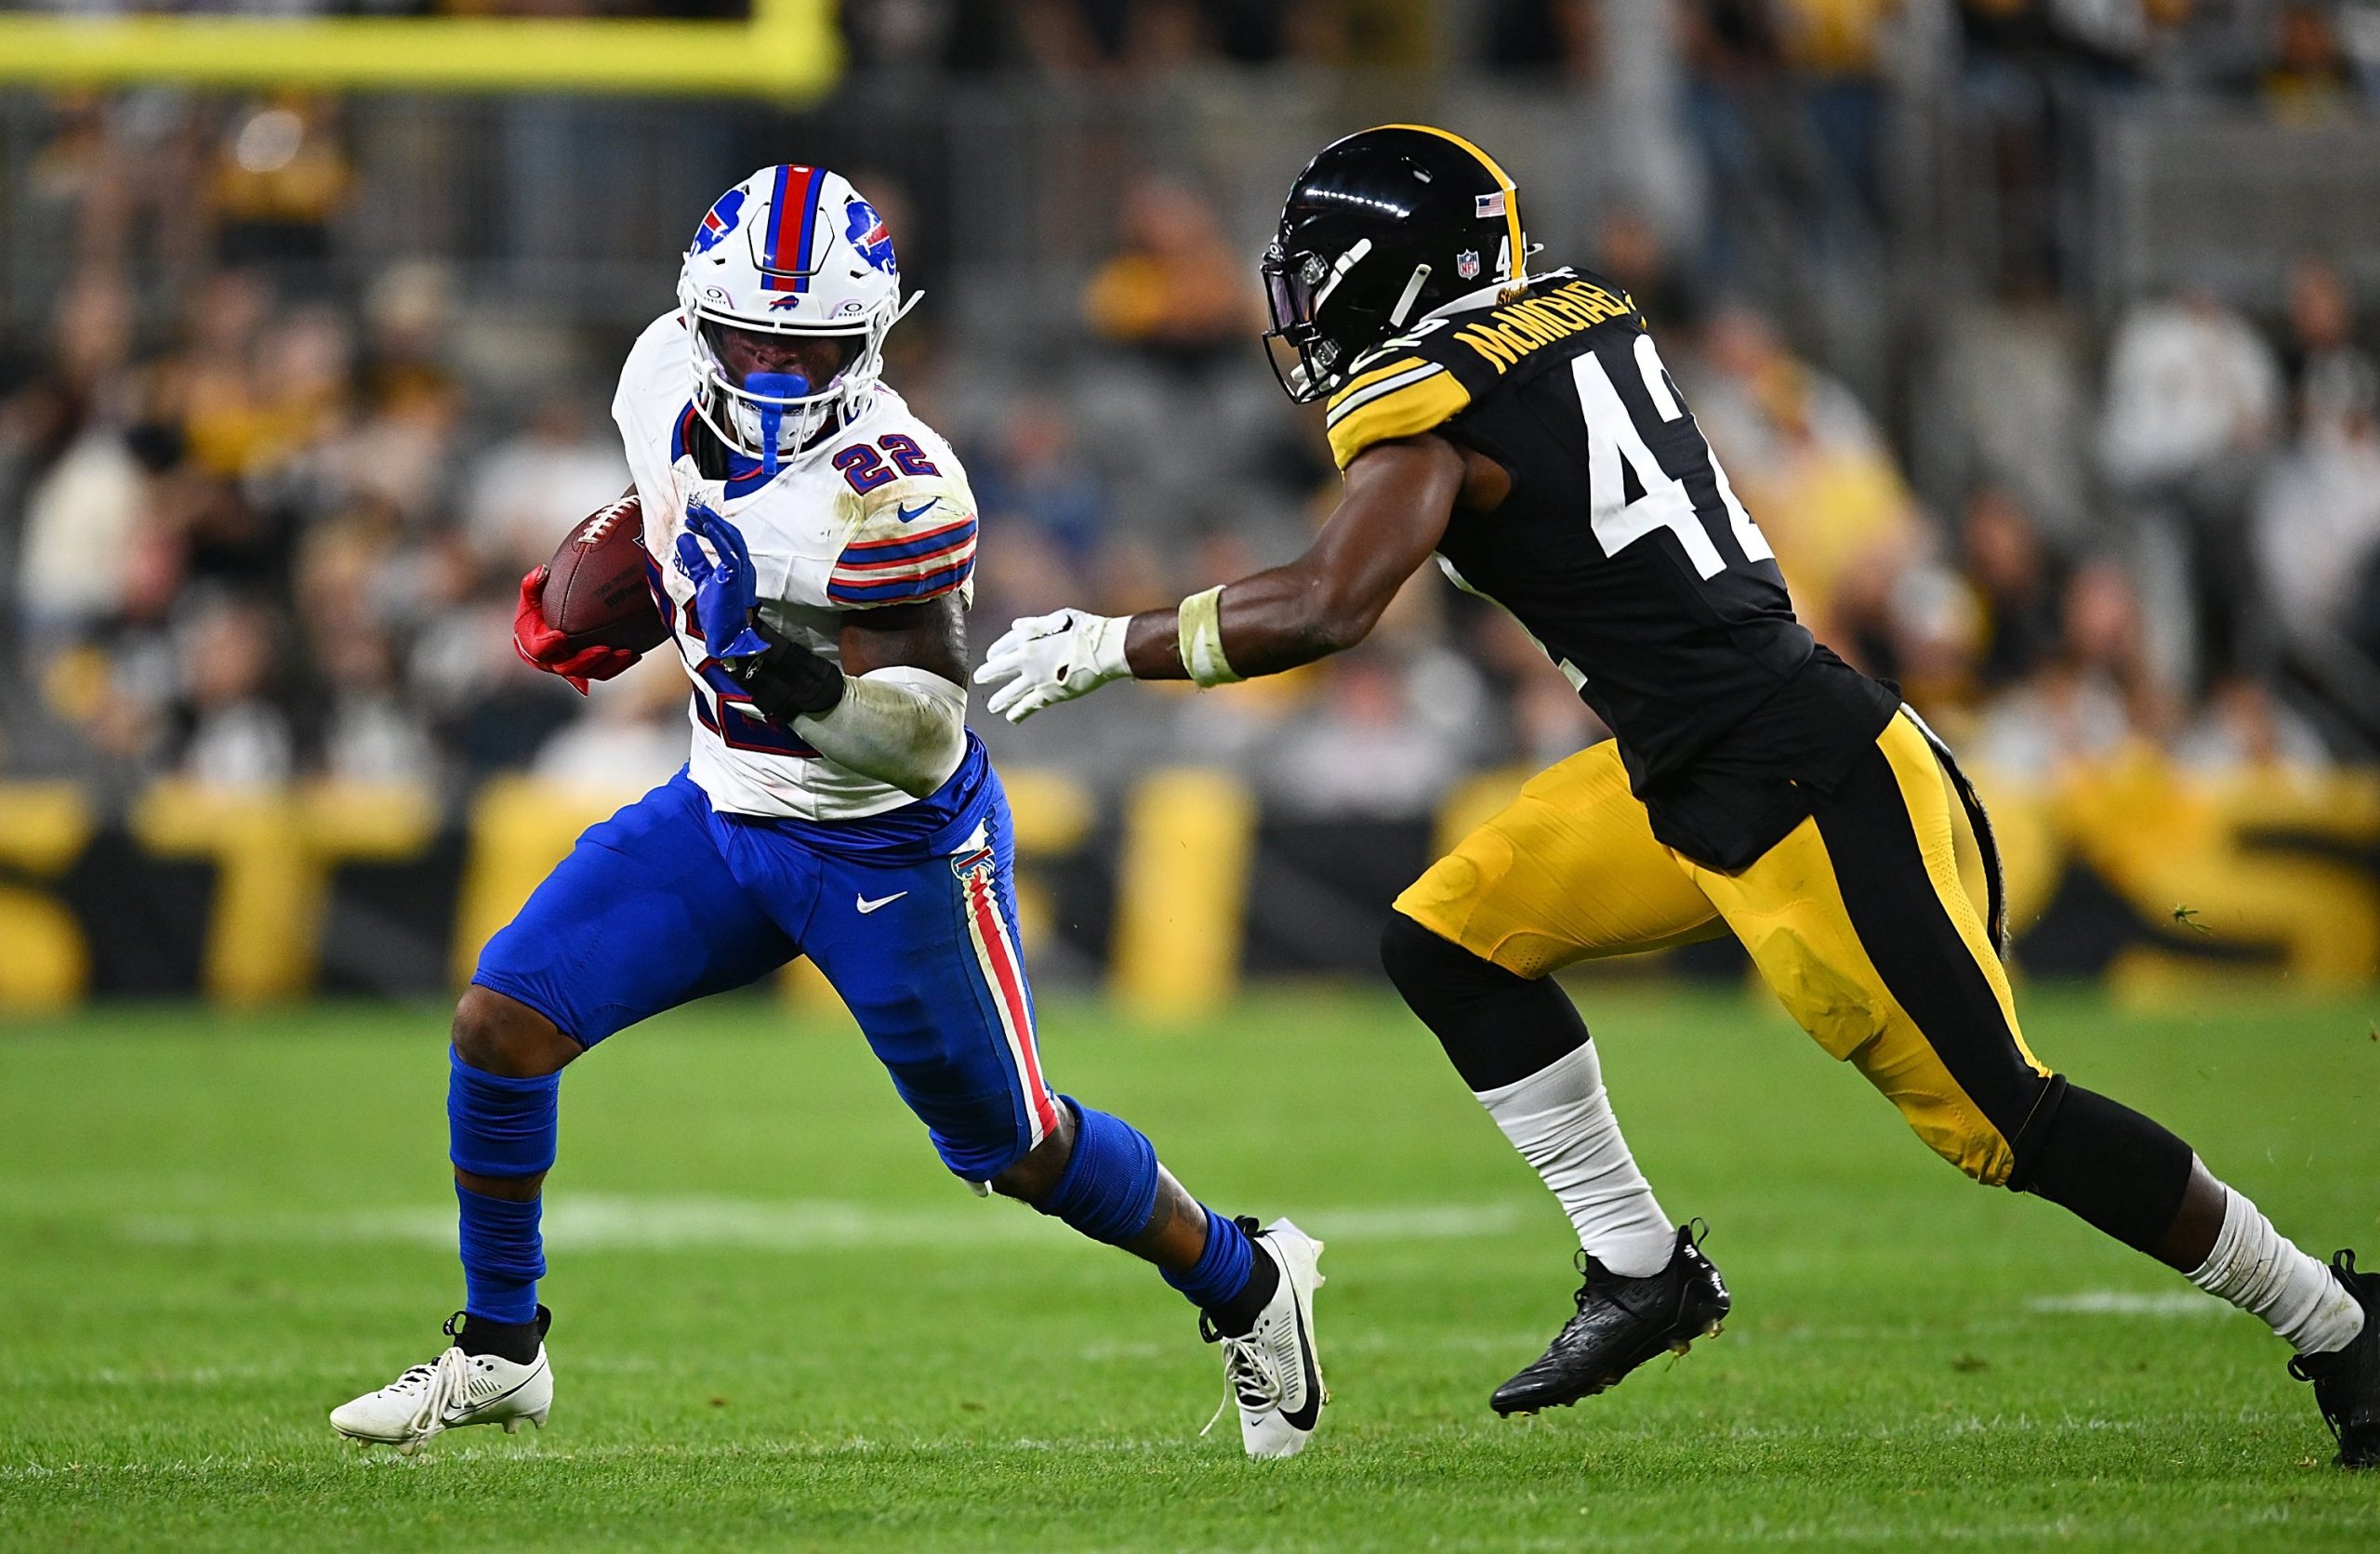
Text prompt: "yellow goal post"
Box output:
[[0, 0, 841, 101]]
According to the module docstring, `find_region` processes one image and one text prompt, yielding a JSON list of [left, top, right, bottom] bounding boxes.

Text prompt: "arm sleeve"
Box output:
[[791, 665, 968, 798]]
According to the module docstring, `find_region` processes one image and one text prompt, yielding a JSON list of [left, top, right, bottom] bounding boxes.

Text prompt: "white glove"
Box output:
[[972, 609, 1132, 723]]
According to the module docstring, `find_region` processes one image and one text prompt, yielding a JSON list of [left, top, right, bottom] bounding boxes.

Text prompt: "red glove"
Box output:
[[513, 567, 640, 695]]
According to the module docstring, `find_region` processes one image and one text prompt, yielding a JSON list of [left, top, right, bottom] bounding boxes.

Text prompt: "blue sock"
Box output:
[[1164, 1205, 1256, 1310], [1038, 1097, 1160, 1244], [448, 1049, 560, 1324], [1033, 1099, 1259, 1314], [456, 1184, 543, 1324]]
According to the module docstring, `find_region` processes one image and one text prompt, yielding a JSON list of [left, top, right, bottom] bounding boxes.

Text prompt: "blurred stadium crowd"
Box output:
[[7, 0, 2380, 823]]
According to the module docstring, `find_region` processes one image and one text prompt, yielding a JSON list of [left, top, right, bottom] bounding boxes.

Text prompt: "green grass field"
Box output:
[[3, 985, 2376, 1550]]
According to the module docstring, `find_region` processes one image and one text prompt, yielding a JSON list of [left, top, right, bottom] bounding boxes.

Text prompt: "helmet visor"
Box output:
[[1263, 244, 1318, 334]]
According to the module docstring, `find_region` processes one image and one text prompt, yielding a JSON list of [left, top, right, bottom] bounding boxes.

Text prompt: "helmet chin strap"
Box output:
[[1311, 238, 1372, 316], [1388, 263, 1434, 329], [743, 372, 811, 478]]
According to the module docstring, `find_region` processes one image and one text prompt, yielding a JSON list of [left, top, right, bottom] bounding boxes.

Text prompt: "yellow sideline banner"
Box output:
[[0, 783, 91, 1012], [6, 756, 2380, 1017], [1110, 769, 1257, 1024], [1978, 750, 2380, 1000], [132, 780, 440, 1006], [0, 0, 840, 100]]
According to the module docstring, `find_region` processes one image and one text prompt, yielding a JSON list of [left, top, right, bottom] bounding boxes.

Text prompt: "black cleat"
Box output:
[[2289, 1249, 2380, 1468], [1491, 1222, 1729, 1417]]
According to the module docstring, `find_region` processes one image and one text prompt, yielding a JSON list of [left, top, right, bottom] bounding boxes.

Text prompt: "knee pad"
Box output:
[[1039, 1098, 1160, 1245], [1381, 911, 1590, 1092], [2007, 1076, 2195, 1255], [448, 1048, 562, 1179]]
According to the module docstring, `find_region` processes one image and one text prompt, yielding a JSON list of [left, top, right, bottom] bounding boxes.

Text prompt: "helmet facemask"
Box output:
[[1262, 242, 1342, 403], [1262, 234, 1445, 404], [681, 287, 906, 475]]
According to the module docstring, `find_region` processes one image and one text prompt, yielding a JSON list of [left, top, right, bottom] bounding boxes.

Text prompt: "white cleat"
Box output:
[[330, 1311, 552, 1453], [1202, 1217, 1328, 1460]]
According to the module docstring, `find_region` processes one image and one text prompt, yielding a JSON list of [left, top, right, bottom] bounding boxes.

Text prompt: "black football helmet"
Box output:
[[1261, 124, 1530, 403]]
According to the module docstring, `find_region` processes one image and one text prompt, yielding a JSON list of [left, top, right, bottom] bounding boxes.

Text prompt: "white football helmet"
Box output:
[[676, 164, 917, 468]]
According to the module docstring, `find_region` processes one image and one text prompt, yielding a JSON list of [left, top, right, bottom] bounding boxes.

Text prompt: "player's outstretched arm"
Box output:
[[975, 436, 1477, 722]]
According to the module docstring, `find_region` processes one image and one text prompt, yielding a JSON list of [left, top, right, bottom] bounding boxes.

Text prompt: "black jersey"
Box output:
[[1323, 270, 1898, 868]]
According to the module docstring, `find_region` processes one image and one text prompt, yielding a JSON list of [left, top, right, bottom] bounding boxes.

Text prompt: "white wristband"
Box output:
[[1176, 586, 1241, 687]]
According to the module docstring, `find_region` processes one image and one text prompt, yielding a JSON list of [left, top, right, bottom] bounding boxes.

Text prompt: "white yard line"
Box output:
[[115, 1197, 1530, 1254], [2023, 1290, 2226, 1317]]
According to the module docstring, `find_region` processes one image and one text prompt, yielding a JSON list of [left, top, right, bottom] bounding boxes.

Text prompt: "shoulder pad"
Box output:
[[1322, 275, 1643, 471], [615, 311, 692, 509]]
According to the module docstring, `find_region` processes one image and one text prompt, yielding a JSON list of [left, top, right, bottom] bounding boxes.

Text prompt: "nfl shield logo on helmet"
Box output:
[[844, 198, 897, 275], [693, 188, 746, 255], [1457, 249, 1481, 281]]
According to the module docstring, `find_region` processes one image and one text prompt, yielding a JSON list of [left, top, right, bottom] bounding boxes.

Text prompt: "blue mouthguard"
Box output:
[[744, 371, 811, 479]]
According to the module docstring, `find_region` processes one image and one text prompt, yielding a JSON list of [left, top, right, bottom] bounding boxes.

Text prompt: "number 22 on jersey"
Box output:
[[1572, 335, 1771, 578], [833, 433, 942, 494]]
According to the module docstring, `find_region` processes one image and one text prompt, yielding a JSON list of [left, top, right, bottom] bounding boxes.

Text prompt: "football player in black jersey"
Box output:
[[974, 125, 2378, 1468]]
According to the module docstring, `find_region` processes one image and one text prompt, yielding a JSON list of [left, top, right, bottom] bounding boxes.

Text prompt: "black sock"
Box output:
[[1380, 912, 1591, 1091], [456, 1307, 547, 1365], [1206, 1246, 1281, 1337]]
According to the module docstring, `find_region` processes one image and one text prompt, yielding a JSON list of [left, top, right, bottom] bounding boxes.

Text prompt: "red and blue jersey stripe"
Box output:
[[827, 515, 977, 605]]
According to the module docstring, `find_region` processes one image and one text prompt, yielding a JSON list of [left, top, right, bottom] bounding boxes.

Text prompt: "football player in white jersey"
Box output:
[[331, 165, 1327, 1460]]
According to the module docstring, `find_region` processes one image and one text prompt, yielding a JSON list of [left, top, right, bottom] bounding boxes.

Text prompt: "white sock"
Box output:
[[2186, 1182, 2365, 1355], [1474, 1043, 1674, 1279]]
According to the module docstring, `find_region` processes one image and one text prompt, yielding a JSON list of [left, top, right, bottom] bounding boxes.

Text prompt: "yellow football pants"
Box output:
[[1395, 711, 2052, 1185]]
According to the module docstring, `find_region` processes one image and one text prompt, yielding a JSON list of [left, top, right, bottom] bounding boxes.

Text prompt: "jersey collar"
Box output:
[[1421, 268, 1577, 324]]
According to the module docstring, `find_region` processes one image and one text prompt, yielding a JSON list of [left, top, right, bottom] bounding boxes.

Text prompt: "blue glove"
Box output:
[[674, 502, 770, 660]]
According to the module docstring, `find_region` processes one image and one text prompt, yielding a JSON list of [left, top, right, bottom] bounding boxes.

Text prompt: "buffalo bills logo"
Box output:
[[767, 295, 803, 311], [844, 198, 897, 274], [693, 188, 746, 255]]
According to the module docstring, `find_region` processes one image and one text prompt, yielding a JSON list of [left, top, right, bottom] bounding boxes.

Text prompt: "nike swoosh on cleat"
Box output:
[[1277, 1264, 1324, 1432], [459, 1363, 544, 1417], [855, 891, 908, 915], [894, 500, 939, 523]]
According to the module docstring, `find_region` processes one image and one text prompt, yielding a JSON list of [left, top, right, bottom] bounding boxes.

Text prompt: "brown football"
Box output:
[[541, 494, 671, 652]]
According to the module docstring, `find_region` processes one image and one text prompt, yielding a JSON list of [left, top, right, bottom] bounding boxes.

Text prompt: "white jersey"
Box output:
[[613, 311, 979, 822]]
